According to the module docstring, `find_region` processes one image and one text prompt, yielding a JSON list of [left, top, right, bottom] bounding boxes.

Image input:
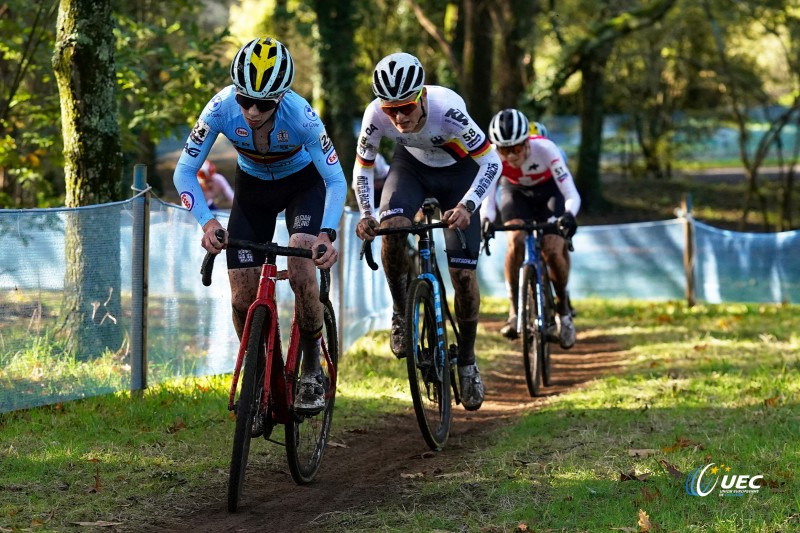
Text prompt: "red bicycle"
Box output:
[[201, 229, 338, 512]]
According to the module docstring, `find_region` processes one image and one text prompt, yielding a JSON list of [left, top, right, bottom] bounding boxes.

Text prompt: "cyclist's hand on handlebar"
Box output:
[[355, 216, 379, 241], [201, 219, 227, 254], [312, 233, 338, 269], [558, 211, 578, 238], [442, 203, 471, 230], [481, 217, 495, 239]]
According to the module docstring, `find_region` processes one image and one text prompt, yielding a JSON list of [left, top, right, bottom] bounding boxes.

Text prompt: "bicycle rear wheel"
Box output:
[[405, 278, 451, 451], [286, 299, 339, 484], [520, 266, 542, 397], [228, 306, 267, 512]]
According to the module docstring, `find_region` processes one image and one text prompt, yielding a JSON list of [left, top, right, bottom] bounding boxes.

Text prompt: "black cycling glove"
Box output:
[[558, 211, 577, 238], [481, 218, 495, 239]]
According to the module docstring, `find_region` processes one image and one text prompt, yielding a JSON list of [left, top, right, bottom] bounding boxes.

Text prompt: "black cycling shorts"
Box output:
[[499, 178, 565, 235], [226, 163, 325, 269], [379, 145, 481, 270]]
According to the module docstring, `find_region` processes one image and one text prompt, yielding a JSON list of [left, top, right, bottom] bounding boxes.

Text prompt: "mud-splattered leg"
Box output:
[[450, 267, 480, 366]]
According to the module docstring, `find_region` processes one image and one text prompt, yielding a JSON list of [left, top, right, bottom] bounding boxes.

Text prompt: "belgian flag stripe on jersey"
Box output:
[[235, 144, 302, 164]]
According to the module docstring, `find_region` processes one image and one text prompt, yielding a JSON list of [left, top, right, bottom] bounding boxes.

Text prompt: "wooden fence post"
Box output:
[[682, 194, 696, 307]]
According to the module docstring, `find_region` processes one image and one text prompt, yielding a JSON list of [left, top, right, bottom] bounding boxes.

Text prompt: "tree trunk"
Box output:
[[312, 0, 358, 184], [52, 0, 123, 359], [461, 0, 493, 128], [491, 0, 538, 109], [576, 44, 612, 213]]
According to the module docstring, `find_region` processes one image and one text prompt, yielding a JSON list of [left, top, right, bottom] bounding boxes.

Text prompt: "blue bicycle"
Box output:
[[483, 220, 572, 397], [361, 199, 464, 451]]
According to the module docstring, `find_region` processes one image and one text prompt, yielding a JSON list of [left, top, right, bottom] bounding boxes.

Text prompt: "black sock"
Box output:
[[299, 325, 322, 372], [457, 319, 478, 366]]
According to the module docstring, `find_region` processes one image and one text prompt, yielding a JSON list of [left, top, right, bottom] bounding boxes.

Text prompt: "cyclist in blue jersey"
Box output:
[[173, 37, 347, 414]]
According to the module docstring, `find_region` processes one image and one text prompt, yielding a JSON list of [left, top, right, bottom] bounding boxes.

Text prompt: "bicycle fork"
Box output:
[[228, 263, 280, 413]]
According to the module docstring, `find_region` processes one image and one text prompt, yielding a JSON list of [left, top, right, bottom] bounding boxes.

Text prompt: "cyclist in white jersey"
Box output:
[[353, 52, 502, 411], [173, 37, 347, 414], [481, 109, 581, 349]]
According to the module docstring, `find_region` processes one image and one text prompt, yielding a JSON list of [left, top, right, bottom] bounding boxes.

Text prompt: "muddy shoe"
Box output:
[[559, 314, 576, 349], [250, 413, 264, 438], [390, 313, 408, 358], [500, 317, 518, 340], [458, 363, 485, 411], [294, 370, 325, 415]]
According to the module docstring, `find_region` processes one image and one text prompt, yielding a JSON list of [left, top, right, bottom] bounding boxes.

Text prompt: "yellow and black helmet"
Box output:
[[230, 37, 295, 98]]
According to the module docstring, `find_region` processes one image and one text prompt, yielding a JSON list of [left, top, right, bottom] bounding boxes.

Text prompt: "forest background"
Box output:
[[0, 0, 798, 232]]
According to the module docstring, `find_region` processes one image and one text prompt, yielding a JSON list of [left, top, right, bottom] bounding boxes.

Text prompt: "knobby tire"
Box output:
[[285, 299, 339, 484], [521, 265, 542, 397], [228, 306, 268, 512], [405, 279, 451, 451], [541, 264, 556, 387]]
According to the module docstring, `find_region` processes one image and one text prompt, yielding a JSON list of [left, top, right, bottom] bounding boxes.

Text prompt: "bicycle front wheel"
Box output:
[[541, 267, 556, 387], [520, 266, 542, 397], [228, 306, 268, 512], [286, 299, 339, 484], [405, 278, 451, 451]]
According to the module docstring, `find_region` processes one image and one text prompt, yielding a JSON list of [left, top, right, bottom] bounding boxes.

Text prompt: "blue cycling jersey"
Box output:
[[173, 85, 346, 230]]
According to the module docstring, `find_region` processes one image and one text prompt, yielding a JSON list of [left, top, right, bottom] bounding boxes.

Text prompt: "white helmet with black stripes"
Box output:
[[372, 52, 425, 101]]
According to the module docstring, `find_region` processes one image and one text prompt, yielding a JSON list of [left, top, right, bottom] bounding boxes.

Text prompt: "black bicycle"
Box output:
[[361, 199, 464, 451], [483, 220, 571, 397]]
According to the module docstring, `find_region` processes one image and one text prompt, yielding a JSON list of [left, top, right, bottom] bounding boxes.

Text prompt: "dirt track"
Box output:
[[146, 321, 626, 532]]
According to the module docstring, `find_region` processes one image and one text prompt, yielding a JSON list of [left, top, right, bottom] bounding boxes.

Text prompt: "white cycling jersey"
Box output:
[[480, 135, 581, 222], [353, 85, 501, 218]]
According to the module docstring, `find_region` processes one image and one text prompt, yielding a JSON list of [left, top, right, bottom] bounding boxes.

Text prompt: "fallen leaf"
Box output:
[[435, 471, 469, 479], [516, 523, 529, 532], [693, 344, 708, 351], [662, 435, 703, 453], [658, 459, 684, 479], [620, 470, 651, 482], [638, 509, 652, 532], [400, 472, 424, 479], [641, 486, 662, 502], [421, 451, 436, 459], [628, 449, 658, 458], [167, 417, 186, 433], [71, 521, 124, 527], [327, 441, 348, 448], [346, 427, 368, 434], [764, 395, 780, 407]]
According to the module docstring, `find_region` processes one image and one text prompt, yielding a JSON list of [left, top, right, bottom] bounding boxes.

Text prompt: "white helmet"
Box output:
[[372, 52, 425, 101], [230, 37, 295, 99], [488, 109, 529, 147]]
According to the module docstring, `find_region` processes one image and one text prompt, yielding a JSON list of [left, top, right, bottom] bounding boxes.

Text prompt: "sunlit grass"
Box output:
[[323, 299, 800, 533], [0, 299, 798, 532]]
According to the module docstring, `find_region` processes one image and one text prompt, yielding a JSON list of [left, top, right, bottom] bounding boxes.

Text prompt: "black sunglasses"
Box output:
[[235, 93, 280, 113]]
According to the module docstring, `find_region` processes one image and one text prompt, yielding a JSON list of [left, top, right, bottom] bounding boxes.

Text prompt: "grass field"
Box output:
[[0, 298, 797, 532]]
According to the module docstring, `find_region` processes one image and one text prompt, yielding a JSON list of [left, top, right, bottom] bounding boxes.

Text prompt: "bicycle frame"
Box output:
[[519, 229, 551, 340], [227, 260, 337, 424], [415, 228, 451, 379]]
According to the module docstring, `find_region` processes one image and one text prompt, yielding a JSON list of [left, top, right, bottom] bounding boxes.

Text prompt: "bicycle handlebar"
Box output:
[[201, 229, 331, 302], [359, 221, 467, 272], [482, 220, 573, 256]]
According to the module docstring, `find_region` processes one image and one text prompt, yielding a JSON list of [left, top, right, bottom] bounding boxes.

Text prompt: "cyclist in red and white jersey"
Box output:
[[196, 160, 234, 210], [173, 37, 347, 414], [353, 52, 502, 411], [481, 109, 581, 349]]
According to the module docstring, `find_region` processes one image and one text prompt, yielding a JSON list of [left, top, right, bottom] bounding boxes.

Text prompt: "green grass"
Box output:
[[0, 298, 798, 532]]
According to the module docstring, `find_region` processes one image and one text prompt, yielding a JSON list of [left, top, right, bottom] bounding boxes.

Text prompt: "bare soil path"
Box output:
[[146, 321, 626, 532]]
